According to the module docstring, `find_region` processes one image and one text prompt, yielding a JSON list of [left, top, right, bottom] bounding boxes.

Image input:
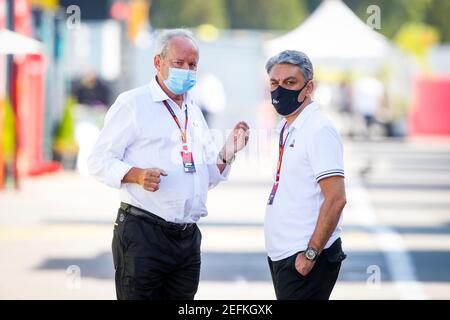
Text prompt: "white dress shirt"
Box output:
[[264, 102, 345, 261], [87, 77, 230, 223]]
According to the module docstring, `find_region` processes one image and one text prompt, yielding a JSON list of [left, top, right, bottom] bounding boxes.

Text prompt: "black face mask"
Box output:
[[271, 82, 309, 116]]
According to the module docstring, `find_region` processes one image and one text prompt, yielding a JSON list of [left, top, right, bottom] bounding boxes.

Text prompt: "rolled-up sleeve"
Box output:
[[307, 125, 345, 183], [87, 97, 135, 189]]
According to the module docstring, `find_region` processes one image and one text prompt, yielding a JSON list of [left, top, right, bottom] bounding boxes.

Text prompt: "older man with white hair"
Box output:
[[264, 50, 347, 300], [88, 29, 249, 300]]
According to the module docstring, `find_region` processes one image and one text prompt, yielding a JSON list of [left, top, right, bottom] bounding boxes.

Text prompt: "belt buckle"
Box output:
[[181, 223, 188, 231]]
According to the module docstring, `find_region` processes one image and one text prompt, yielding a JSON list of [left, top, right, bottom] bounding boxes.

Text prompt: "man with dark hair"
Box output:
[[264, 50, 347, 300]]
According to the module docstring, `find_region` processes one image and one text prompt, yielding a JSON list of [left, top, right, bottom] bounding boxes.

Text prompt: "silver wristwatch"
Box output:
[[305, 247, 319, 261]]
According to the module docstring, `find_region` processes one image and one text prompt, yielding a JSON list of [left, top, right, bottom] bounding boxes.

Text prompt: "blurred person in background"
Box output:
[[72, 72, 112, 175], [336, 80, 353, 115], [333, 79, 354, 137], [264, 50, 347, 300], [352, 76, 385, 139], [190, 72, 226, 125], [73, 71, 111, 108], [87, 29, 249, 300]]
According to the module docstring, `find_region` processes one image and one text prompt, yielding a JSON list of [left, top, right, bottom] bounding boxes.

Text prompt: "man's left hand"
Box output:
[[295, 252, 316, 277]]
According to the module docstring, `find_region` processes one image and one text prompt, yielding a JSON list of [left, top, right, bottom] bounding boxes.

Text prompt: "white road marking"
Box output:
[[348, 176, 428, 300]]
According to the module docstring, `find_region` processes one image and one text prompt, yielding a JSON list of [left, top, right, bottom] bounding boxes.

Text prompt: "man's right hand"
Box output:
[[122, 167, 168, 192], [138, 168, 168, 192]]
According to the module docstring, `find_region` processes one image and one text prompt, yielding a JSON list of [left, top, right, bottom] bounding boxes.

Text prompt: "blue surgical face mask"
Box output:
[[164, 67, 197, 94]]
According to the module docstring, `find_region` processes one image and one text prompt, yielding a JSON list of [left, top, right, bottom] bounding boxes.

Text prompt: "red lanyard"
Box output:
[[275, 122, 290, 184], [162, 100, 189, 150]]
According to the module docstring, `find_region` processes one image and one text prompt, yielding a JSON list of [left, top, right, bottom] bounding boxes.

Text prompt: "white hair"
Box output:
[[155, 29, 199, 59]]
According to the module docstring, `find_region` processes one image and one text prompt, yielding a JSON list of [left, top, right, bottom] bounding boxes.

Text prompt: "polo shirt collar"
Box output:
[[275, 101, 318, 133]]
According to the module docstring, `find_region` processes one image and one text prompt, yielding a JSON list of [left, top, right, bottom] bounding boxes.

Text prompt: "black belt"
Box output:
[[120, 202, 195, 231]]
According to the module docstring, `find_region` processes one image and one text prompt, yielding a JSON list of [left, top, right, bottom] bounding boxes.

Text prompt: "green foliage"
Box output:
[[1, 97, 15, 161], [150, 0, 306, 30], [53, 96, 78, 154], [150, 0, 228, 29], [149, 0, 450, 42], [395, 23, 440, 72], [344, 0, 448, 42], [425, 0, 450, 43], [225, 0, 307, 30]]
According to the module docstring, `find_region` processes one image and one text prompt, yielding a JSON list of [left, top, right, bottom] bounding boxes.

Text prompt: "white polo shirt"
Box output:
[[87, 77, 230, 223], [264, 102, 345, 261]]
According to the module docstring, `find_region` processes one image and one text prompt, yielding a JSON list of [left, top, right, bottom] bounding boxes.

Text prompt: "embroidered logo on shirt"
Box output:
[[289, 139, 295, 147]]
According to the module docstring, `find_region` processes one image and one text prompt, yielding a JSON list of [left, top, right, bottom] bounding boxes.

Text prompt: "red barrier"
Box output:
[[11, 0, 62, 179], [408, 76, 450, 136]]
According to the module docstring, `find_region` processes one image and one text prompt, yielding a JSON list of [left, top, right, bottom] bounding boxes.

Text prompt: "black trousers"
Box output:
[[268, 238, 346, 300], [112, 207, 201, 300]]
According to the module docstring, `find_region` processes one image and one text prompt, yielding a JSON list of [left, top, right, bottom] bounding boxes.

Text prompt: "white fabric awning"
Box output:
[[264, 0, 392, 68], [0, 28, 44, 54]]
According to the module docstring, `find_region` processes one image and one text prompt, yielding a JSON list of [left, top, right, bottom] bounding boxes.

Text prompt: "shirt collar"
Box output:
[[149, 76, 193, 109], [149, 76, 169, 102], [275, 101, 318, 133]]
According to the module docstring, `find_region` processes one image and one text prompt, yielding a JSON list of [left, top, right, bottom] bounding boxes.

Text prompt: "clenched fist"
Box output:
[[122, 167, 168, 192]]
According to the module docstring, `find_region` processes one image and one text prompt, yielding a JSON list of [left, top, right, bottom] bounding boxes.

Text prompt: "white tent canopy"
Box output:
[[264, 0, 392, 68], [0, 28, 44, 54]]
